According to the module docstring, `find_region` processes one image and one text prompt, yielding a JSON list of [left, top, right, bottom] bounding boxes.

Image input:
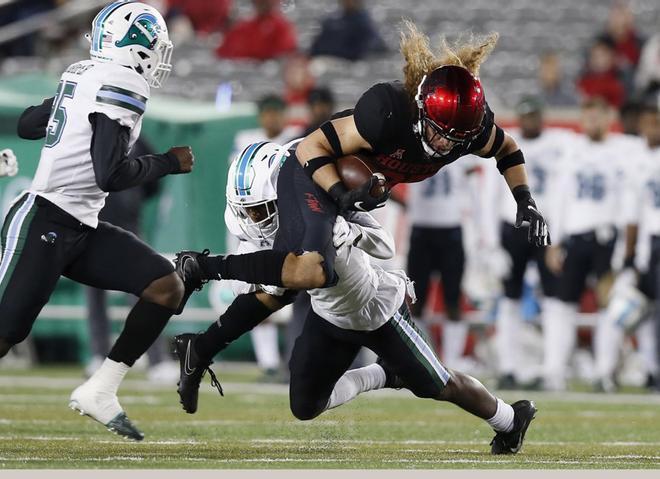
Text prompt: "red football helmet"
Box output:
[[414, 65, 486, 158]]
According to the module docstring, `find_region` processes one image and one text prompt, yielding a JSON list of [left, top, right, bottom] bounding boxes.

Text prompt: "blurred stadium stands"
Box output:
[[0, 0, 658, 108]]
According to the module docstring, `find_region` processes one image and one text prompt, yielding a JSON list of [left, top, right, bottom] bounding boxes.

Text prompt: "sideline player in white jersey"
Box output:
[[543, 97, 626, 391], [0, 1, 193, 440], [594, 101, 660, 391], [173, 141, 537, 455], [483, 97, 572, 389], [0, 149, 18, 177], [406, 160, 476, 369]]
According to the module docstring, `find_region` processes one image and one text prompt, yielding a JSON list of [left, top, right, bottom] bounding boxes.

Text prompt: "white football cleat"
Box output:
[[69, 382, 144, 441]]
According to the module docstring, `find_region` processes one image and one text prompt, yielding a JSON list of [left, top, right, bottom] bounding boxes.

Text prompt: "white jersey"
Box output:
[[549, 134, 628, 241], [308, 212, 406, 331], [624, 145, 660, 272], [30, 60, 148, 227], [406, 160, 474, 228], [498, 128, 576, 226], [225, 206, 406, 331]]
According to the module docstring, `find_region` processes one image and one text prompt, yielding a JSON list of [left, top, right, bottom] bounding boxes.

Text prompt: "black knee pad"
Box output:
[[0, 337, 13, 359]]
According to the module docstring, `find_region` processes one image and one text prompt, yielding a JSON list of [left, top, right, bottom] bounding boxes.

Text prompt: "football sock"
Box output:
[[442, 319, 468, 369], [108, 300, 174, 367], [251, 322, 281, 371], [325, 363, 386, 411], [194, 293, 273, 360], [638, 320, 659, 376], [495, 298, 522, 376], [86, 358, 130, 396], [199, 250, 288, 287], [486, 398, 515, 433], [73, 358, 128, 424], [543, 300, 577, 390]]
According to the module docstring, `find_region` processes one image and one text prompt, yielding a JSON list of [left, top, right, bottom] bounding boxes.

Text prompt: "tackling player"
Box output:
[[174, 141, 537, 455], [1, 1, 192, 440]]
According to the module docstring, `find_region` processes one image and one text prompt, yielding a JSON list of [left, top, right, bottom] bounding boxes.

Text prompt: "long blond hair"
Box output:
[[400, 19, 499, 96]]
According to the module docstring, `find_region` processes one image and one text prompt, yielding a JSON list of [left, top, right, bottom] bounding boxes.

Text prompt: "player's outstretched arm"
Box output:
[[89, 112, 193, 192], [476, 126, 550, 247], [16, 97, 55, 140]]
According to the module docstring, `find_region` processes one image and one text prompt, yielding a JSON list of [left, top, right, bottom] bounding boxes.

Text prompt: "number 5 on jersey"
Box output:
[[45, 80, 77, 148]]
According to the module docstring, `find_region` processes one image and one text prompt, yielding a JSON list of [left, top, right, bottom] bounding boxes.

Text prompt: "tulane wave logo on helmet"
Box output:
[[115, 13, 160, 49]]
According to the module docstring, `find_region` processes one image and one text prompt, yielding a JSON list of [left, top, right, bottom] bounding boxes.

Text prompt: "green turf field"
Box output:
[[0, 365, 659, 469]]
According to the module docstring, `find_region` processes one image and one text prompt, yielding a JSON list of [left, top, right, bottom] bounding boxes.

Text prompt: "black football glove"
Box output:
[[328, 174, 390, 212], [513, 185, 551, 247]]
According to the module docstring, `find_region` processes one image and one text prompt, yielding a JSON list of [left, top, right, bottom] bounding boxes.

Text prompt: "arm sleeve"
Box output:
[[353, 83, 397, 150], [17, 97, 54, 140], [344, 211, 395, 259], [90, 113, 180, 192]]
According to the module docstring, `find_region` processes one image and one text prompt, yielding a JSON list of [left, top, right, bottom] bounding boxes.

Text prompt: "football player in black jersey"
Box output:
[[176, 21, 549, 295], [171, 22, 546, 441]]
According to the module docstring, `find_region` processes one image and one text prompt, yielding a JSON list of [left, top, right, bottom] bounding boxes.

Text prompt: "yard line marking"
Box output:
[[2, 375, 660, 405]]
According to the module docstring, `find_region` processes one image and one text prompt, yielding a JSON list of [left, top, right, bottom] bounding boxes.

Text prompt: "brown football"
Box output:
[[336, 154, 386, 197]]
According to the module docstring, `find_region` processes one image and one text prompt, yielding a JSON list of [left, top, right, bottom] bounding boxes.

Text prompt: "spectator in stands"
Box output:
[[577, 36, 626, 108], [635, 33, 660, 96], [167, 0, 231, 35], [600, 2, 644, 72], [215, 0, 297, 61], [537, 51, 578, 107], [309, 0, 387, 61], [301, 87, 336, 137], [619, 100, 642, 136], [282, 54, 316, 109]]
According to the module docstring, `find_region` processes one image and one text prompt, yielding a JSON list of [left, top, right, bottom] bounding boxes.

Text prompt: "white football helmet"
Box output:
[[226, 142, 288, 241], [88, 1, 173, 88]]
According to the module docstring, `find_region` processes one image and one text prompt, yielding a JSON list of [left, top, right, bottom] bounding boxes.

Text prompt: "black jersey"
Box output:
[[347, 81, 494, 185]]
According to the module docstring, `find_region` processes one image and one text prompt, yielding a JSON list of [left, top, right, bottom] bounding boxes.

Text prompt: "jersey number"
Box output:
[[45, 80, 77, 148], [422, 171, 451, 197], [530, 166, 546, 195], [577, 173, 605, 200]]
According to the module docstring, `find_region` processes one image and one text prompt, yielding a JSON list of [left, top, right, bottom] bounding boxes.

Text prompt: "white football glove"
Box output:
[[332, 215, 363, 256], [0, 149, 18, 177]]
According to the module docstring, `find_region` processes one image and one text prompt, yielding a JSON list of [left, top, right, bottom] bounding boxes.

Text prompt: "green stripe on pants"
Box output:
[[390, 310, 447, 389], [0, 195, 37, 301]]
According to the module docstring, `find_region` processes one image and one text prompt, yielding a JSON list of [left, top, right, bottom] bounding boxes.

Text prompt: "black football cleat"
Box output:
[[173, 249, 211, 314], [173, 333, 223, 414], [490, 399, 537, 455], [376, 357, 405, 390]]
